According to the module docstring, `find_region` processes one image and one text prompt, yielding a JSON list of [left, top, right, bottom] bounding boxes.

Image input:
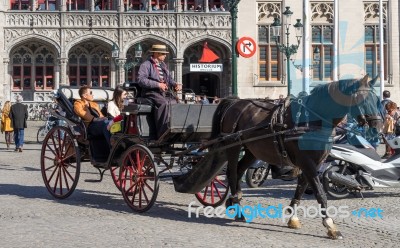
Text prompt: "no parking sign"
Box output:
[[236, 37, 257, 58]]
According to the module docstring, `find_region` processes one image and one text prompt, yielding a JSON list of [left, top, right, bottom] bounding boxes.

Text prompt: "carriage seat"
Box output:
[[58, 87, 114, 140]]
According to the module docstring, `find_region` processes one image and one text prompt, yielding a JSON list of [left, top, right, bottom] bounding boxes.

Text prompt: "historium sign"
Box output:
[[190, 64, 223, 72]]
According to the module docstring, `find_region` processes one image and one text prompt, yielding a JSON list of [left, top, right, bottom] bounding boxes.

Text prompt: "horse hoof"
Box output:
[[235, 215, 246, 222], [225, 198, 233, 208], [287, 216, 302, 229], [327, 230, 344, 240], [237, 191, 243, 200]]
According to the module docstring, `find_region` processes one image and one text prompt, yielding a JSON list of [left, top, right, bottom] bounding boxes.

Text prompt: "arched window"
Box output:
[[11, 45, 55, 90], [68, 46, 111, 87]]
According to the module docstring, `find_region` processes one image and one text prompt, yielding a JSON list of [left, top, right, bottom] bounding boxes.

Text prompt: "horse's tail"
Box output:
[[211, 97, 238, 139]]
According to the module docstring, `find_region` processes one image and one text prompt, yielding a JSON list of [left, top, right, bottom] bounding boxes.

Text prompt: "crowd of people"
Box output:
[[380, 90, 400, 157]]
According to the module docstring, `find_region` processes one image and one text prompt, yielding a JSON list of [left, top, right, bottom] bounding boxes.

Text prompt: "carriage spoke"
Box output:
[[201, 186, 209, 201], [47, 163, 60, 182], [52, 167, 61, 194], [58, 164, 63, 195], [44, 164, 57, 171], [45, 143, 58, 157], [214, 184, 223, 199], [143, 180, 155, 192], [61, 165, 75, 182], [140, 182, 150, 204], [214, 178, 228, 189], [60, 165, 71, 191], [57, 129, 65, 155], [50, 134, 60, 157]]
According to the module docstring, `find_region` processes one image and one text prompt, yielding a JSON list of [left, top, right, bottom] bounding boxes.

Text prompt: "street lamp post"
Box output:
[[271, 6, 303, 96], [124, 43, 143, 84], [223, 0, 241, 96], [111, 43, 120, 85], [111, 43, 143, 85]]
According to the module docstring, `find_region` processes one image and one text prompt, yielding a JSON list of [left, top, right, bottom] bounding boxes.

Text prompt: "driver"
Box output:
[[137, 44, 182, 138]]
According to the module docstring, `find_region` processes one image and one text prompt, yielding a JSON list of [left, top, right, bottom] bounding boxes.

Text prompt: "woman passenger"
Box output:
[[107, 86, 128, 119]]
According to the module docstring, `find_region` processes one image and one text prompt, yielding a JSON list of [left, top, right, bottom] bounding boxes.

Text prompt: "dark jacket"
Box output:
[[10, 102, 28, 129], [137, 57, 176, 96]]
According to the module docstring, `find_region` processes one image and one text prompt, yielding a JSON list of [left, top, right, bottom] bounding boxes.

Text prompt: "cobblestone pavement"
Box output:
[[1, 122, 400, 248]]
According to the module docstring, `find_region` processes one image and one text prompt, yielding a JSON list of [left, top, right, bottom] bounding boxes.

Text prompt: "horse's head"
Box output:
[[328, 75, 383, 131]]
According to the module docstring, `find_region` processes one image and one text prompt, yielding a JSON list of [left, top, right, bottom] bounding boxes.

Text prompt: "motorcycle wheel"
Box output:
[[37, 126, 48, 144], [245, 165, 270, 188], [322, 161, 352, 199]]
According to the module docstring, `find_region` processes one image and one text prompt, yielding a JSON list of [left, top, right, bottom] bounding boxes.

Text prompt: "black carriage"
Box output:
[[40, 86, 229, 212]]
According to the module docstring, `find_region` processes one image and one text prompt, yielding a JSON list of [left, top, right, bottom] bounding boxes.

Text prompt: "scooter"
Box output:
[[245, 161, 296, 188], [322, 132, 400, 199]]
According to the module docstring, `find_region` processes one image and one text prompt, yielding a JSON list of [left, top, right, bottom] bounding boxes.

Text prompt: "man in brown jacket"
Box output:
[[74, 86, 110, 146]]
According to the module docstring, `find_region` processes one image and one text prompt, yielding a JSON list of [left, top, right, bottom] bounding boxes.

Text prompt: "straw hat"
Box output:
[[149, 44, 169, 54]]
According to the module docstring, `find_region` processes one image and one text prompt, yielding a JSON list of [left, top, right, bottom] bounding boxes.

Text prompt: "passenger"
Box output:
[[73, 86, 111, 146], [137, 44, 182, 138], [107, 86, 128, 119]]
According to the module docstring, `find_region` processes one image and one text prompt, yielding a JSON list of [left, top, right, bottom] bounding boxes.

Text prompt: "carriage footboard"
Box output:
[[172, 144, 228, 194]]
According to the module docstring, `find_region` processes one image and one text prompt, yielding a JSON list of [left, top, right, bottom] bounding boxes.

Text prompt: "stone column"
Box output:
[[59, 0, 67, 11], [90, 0, 95, 11], [3, 58, 11, 101], [172, 58, 184, 84], [118, 0, 124, 12], [58, 58, 68, 87], [204, 0, 209, 12], [117, 59, 126, 86], [172, 57, 184, 101]]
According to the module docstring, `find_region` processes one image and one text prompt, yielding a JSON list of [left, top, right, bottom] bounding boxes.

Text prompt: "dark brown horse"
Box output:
[[210, 75, 382, 239]]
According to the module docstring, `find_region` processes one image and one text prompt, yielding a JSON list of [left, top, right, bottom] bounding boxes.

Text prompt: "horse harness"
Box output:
[[216, 97, 335, 168]]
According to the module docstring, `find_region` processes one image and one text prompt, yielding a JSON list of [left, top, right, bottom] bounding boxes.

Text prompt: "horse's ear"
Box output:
[[360, 74, 369, 85], [368, 74, 379, 87]]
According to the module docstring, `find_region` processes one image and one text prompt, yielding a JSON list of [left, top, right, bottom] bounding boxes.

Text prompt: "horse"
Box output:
[[210, 75, 382, 239]]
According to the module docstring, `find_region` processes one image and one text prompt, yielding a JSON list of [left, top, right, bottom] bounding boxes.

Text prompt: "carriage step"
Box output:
[[92, 161, 109, 169]]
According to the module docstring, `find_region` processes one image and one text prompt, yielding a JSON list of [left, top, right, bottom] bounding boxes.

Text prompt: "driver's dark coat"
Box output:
[[137, 57, 176, 96]]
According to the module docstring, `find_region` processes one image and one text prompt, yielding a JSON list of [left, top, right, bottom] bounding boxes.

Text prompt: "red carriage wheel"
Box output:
[[41, 126, 80, 199], [195, 170, 229, 207], [119, 144, 159, 212]]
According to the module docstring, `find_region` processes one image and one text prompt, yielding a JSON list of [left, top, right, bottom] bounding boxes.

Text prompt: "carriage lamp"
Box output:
[[271, 6, 303, 96]]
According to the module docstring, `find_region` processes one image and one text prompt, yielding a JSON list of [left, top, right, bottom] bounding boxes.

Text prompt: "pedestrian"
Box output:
[[381, 90, 391, 117], [200, 95, 210, 104], [9, 95, 28, 152], [383, 101, 398, 158], [212, 96, 220, 104], [1, 101, 14, 149], [137, 44, 182, 139]]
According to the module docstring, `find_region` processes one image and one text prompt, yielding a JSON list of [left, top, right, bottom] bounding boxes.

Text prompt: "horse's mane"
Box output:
[[310, 78, 360, 96]]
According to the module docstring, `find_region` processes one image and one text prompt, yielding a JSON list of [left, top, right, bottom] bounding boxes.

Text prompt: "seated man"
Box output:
[[137, 44, 182, 138], [73, 86, 111, 146]]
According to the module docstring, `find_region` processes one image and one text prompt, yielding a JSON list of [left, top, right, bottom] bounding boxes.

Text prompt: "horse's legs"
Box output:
[[287, 172, 309, 229], [236, 150, 257, 198], [302, 167, 344, 239], [225, 145, 242, 202]]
